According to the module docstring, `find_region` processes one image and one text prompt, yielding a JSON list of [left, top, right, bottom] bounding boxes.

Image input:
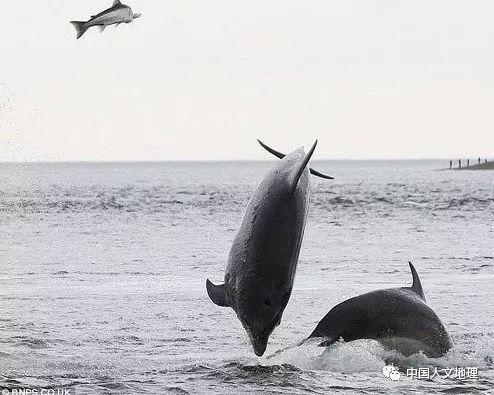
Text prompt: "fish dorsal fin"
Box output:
[[206, 279, 229, 307], [113, 0, 122, 6], [257, 139, 334, 180], [289, 140, 318, 194], [408, 262, 426, 301]]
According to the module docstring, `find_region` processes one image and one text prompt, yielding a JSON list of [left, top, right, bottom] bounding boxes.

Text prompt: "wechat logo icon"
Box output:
[[383, 365, 401, 381]]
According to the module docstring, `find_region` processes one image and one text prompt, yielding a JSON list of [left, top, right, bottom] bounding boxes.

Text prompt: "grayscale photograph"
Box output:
[[0, 1, 493, 394]]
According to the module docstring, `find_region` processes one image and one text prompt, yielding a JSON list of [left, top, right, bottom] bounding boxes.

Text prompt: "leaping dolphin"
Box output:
[[206, 140, 331, 356], [70, 0, 141, 39], [309, 262, 452, 358]]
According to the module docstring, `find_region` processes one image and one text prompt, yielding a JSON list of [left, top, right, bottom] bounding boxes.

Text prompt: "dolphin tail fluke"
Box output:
[[70, 21, 88, 39], [290, 140, 318, 193], [257, 139, 285, 159], [257, 139, 334, 180], [310, 168, 334, 180], [408, 262, 426, 301], [206, 279, 229, 307]]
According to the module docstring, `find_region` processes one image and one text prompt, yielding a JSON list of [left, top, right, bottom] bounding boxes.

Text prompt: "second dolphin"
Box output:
[[309, 262, 452, 358]]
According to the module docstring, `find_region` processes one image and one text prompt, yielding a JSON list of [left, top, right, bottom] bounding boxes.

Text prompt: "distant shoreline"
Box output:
[[452, 160, 494, 170]]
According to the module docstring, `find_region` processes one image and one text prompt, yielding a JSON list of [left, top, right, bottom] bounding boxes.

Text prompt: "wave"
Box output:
[[266, 335, 494, 376], [2, 187, 493, 216], [0, 186, 249, 215]]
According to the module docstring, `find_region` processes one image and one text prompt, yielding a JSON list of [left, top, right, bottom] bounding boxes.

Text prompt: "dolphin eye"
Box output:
[[264, 299, 271, 306]]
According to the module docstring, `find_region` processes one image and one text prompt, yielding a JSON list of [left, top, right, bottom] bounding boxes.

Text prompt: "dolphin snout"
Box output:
[[251, 334, 269, 356]]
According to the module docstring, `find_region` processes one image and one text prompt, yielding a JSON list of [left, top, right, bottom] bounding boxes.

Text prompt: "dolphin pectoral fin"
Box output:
[[98, 25, 106, 32], [257, 139, 334, 180], [206, 279, 229, 307], [289, 140, 318, 193], [318, 338, 336, 347], [408, 261, 426, 301]]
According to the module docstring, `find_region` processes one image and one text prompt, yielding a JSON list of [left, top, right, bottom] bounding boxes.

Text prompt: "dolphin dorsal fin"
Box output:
[[289, 140, 318, 194], [408, 262, 426, 301], [113, 0, 122, 6], [206, 279, 229, 307], [257, 139, 334, 180]]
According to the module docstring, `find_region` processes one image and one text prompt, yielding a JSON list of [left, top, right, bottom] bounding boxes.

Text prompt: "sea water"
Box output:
[[0, 160, 492, 394]]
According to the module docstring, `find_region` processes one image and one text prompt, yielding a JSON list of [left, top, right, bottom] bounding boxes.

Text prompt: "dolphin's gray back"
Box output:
[[206, 141, 322, 356], [225, 149, 310, 305], [310, 288, 452, 357]]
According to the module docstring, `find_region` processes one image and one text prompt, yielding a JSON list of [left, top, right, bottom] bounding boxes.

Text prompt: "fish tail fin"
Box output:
[[70, 21, 88, 39], [290, 140, 318, 193], [257, 139, 334, 180], [408, 261, 426, 302]]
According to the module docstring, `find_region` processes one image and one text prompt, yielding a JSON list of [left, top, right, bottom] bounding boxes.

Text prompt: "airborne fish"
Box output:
[[70, 0, 141, 39]]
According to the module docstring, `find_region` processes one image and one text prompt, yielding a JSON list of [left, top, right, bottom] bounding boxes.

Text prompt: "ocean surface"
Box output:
[[0, 160, 493, 394]]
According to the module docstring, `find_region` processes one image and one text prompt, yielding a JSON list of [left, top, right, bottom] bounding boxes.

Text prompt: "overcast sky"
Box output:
[[1, 1, 493, 161]]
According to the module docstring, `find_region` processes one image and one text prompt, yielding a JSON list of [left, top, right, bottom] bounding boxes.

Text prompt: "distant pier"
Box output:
[[448, 158, 494, 170]]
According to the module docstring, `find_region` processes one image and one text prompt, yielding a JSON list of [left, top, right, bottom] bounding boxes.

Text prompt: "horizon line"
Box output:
[[0, 157, 468, 164]]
